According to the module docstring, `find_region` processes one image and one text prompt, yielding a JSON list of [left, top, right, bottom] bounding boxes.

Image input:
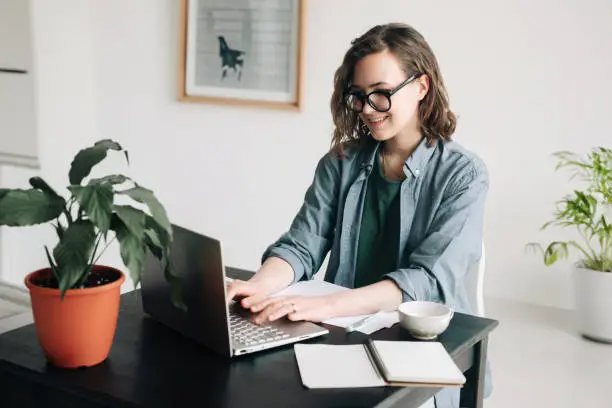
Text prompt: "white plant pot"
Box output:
[[572, 265, 612, 343]]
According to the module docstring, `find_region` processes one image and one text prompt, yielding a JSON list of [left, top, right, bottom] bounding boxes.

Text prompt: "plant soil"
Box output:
[[32, 268, 121, 289]]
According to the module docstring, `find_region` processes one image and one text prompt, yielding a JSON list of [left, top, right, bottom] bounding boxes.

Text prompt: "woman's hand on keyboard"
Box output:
[[226, 257, 295, 311], [226, 279, 270, 310], [251, 295, 335, 324]]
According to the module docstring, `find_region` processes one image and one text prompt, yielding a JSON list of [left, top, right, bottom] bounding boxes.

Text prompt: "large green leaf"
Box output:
[[0, 189, 66, 226], [144, 228, 163, 259], [112, 214, 182, 306], [53, 220, 96, 297], [543, 241, 569, 266], [69, 139, 127, 185], [88, 174, 129, 186], [144, 214, 171, 256], [119, 185, 172, 238], [69, 184, 114, 232], [111, 215, 146, 287], [143, 215, 184, 310], [164, 260, 186, 311], [142, 216, 171, 273], [113, 205, 146, 238], [29, 177, 63, 199]]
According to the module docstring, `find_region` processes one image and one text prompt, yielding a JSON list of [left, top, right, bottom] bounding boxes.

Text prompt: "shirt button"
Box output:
[[415, 169, 421, 176]]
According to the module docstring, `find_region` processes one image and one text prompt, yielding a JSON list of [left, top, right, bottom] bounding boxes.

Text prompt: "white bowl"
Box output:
[[397, 301, 454, 340]]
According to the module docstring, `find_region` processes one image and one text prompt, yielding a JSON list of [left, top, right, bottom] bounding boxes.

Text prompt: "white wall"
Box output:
[[6, 0, 611, 310]]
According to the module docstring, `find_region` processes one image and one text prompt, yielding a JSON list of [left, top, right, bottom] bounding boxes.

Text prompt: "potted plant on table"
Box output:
[[0, 139, 184, 367], [528, 147, 612, 343]]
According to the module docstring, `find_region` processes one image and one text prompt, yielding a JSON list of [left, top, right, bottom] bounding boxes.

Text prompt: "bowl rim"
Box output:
[[398, 300, 453, 319]]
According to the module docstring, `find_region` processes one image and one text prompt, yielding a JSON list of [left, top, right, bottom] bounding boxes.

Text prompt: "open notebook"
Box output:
[[294, 340, 465, 388]]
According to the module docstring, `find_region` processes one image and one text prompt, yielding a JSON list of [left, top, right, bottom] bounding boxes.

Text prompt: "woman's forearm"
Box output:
[[329, 279, 404, 317], [249, 256, 295, 295], [246, 260, 403, 319]]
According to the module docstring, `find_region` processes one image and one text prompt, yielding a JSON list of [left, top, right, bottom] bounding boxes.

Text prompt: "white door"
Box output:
[[0, 0, 37, 164]]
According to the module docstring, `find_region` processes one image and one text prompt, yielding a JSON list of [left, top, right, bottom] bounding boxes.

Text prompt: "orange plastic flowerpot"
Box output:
[[24, 265, 125, 368]]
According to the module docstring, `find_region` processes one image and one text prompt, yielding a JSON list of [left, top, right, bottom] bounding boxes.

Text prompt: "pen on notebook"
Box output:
[[345, 311, 384, 333]]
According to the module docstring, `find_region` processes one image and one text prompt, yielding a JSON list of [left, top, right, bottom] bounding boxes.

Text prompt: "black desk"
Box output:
[[0, 267, 498, 408]]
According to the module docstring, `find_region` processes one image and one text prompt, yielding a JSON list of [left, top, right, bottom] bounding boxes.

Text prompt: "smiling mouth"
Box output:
[[367, 117, 388, 128]]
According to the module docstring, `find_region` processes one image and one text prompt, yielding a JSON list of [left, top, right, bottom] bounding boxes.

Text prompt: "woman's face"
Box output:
[[350, 50, 427, 142]]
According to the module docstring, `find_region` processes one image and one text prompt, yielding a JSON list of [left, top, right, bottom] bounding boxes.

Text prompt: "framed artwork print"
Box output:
[[178, 0, 305, 110]]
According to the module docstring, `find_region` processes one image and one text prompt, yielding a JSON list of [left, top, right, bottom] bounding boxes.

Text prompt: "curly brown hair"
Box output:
[[330, 23, 456, 155]]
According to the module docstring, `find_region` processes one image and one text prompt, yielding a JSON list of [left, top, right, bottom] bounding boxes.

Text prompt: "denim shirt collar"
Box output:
[[360, 137, 438, 179], [404, 137, 438, 178]]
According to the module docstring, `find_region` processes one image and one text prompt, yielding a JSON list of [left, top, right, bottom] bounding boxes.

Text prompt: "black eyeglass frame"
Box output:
[[345, 73, 421, 113]]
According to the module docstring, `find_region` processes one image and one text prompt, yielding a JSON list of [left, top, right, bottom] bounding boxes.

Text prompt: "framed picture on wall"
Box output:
[[178, 0, 305, 111]]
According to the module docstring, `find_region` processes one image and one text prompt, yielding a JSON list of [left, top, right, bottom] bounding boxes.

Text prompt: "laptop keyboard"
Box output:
[[229, 313, 290, 346]]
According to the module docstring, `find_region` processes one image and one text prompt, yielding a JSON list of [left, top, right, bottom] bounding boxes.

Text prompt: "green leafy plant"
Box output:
[[527, 147, 612, 272], [0, 139, 184, 305]]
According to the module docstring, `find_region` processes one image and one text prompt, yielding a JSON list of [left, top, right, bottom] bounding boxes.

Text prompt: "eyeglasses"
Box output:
[[345, 74, 420, 113]]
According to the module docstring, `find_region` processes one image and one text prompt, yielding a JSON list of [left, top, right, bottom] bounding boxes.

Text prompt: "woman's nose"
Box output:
[[361, 100, 376, 114]]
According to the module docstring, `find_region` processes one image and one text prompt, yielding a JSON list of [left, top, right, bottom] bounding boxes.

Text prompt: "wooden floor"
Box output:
[[0, 297, 27, 319], [0, 296, 31, 334], [484, 297, 612, 407]]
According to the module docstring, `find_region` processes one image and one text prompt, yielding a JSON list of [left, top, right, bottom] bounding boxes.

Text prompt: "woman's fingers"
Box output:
[[247, 296, 278, 312], [269, 301, 297, 321], [254, 297, 295, 324], [254, 300, 287, 323], [241, 293, 268, 310], [248, 295, 331, 324], [226, 279, 250, 303], [226, 280, 269, 309], [287, 308, 305, 321], [288, 296, 332, 322]]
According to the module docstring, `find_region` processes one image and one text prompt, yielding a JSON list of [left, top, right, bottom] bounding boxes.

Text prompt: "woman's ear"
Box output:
[[416, 74, 430, 101]]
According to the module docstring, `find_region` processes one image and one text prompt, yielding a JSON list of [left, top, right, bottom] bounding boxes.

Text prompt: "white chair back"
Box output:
[[464, 241, 486, 317]]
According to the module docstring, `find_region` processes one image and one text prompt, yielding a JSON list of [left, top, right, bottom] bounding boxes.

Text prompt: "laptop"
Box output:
[[140, 224, 329, 357]]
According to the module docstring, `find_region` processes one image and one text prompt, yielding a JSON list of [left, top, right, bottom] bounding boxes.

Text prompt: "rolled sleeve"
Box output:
[[262, 248, 306, 284], [262, 153, 340, 282], [384, 159, 489, 308], [385, 265, 439, 302]]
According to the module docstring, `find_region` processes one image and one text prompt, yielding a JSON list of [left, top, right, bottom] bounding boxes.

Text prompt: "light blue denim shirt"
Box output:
[[262, 137, 490, 408]]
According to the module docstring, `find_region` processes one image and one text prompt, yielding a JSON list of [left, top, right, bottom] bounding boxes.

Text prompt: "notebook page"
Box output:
[[294, 344, 386, 388], [370, 341, 466, 385]]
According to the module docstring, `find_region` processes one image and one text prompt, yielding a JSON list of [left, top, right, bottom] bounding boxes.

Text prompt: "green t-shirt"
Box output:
[[354, 152, 402, 288]]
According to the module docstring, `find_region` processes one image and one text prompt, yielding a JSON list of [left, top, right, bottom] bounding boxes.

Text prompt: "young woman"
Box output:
[[228, 21, 487, 321], [227, 22, 489, 407]]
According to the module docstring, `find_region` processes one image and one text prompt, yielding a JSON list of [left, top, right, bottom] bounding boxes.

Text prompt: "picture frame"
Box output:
[[177, 0, 305, 111]]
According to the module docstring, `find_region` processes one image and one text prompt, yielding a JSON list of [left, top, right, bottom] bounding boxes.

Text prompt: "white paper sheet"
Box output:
[[272, 279, 348, 297], [353, 311, 400, 334], [294, 344, 386, 388]]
